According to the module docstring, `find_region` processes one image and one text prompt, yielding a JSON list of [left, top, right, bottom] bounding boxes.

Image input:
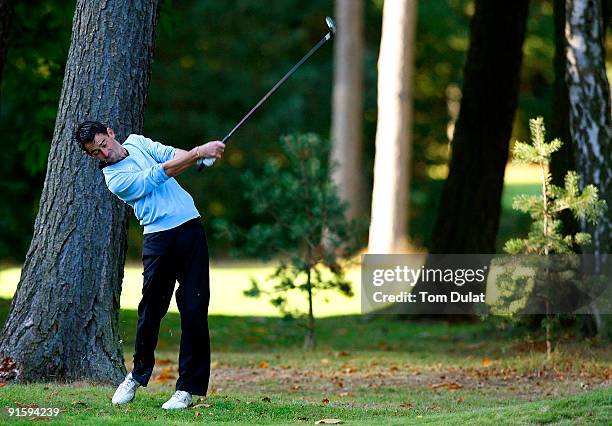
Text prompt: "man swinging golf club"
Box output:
[[75, 121, 224, 410], [73, 15, 335, 411]]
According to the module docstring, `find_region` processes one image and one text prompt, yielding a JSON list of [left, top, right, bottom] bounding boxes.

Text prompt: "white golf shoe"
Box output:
[[111, 372, 140, 405], [161, 390, 192, 410]]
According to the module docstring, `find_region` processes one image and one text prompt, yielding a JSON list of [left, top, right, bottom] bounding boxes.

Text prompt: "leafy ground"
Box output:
[[0, 298, 610, 424]]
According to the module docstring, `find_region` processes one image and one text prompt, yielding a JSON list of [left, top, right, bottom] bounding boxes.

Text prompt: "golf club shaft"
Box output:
[[197, 32, 333, 170]]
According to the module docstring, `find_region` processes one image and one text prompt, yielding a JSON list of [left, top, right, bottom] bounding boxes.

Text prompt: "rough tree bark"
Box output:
[[404, 0, 530, 315], [565, 0, 611, 333], [330, 0, 365, 220], [427, 0, 529, 255], [368, 0, 417, 253], [0, 0, 161, 383], [565, 0, 611, 268]]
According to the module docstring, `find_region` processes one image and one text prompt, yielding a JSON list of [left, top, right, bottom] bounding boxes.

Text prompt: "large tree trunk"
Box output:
[[404, 0, 529, 315], [0, 0, 161, 383], [368, 0, 417, 253], [428, 0, 529, 255], [565, 0, 611, 268], [330, 0, 365, 220]]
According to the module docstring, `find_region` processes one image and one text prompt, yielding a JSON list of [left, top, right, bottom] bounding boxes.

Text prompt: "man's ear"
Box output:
[[82, 143, 94, 157], [107, 127, 115, 139]]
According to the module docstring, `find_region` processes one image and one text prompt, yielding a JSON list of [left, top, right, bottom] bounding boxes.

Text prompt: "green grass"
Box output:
[[1, 384, 609, 425], [0, 297, 610, 424]]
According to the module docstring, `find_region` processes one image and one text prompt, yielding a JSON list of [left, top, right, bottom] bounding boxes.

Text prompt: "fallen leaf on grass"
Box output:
[[0, 357, 19, 381], [14, 402, 39, 408], [315, 419, 342, 424], [320, 358, 330, 365], [430, 382, 463, 390], [259, 360, 269, 368], [72, 401, 87, 406], [154, 372, 176, 383], [399, 402, 413, 408], [335, 351, 350, 357], [193, 403, 211, 408], [340, 364, 357, 374], [322, 398, 330, 404], [481, 356, 492, 367]]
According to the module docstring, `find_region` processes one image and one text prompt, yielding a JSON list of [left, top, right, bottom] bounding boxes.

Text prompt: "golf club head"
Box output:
[[326, 16, 336, 36]]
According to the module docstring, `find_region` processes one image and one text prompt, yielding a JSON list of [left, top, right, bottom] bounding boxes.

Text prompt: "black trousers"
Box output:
[[131, 218, 210, 396]]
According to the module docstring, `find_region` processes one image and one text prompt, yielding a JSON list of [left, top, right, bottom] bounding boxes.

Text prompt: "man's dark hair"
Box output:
[[75, 121, 108, 151]]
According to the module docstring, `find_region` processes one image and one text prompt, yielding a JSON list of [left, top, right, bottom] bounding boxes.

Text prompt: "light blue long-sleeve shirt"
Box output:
[[102, 134, 200, 234]]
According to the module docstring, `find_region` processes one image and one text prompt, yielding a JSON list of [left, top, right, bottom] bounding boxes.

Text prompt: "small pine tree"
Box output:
[[216, 133, 362, 350], [495, 117, 606, 359]]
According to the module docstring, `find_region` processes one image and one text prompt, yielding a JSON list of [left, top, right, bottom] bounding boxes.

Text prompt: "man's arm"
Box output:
[[163, 141, 225, 177]]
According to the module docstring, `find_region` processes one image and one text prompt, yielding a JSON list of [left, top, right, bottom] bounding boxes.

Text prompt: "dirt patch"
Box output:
[[204, 364, 611, 402]]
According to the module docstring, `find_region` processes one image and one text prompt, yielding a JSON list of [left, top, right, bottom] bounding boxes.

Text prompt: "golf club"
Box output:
[[197, 16, 336, 170]]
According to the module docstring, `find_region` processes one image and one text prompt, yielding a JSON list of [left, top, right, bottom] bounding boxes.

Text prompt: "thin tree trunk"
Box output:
[[565, 0, 611, 271], [0, 0, 161, 383], [330, 0, 365, 220], [551, 0, 600, 337], [405, 0, 529, 315], [368, 0, 417, 253], [565, 0, 611, 335], [305, 262, 315, 351]]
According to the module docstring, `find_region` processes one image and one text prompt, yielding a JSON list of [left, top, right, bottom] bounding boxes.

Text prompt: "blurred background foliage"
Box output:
[[0, 0, 588, 262]]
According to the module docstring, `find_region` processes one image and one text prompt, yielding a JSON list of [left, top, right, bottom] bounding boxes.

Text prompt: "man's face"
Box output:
[[83, 128, 124, 164]]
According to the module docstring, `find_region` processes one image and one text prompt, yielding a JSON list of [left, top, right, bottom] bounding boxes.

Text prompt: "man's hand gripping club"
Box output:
[[163, 141, 225, 177]]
